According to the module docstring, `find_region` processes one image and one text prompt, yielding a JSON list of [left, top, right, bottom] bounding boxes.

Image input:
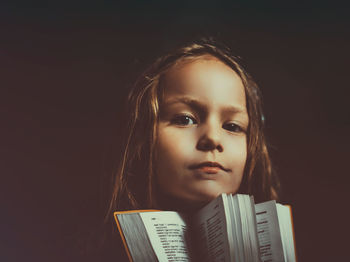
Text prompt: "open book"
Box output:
[[114, 194, 296, 262]]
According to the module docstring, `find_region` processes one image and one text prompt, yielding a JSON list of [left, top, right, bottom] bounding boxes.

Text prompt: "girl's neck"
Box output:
[[153, 190, 207, 214]]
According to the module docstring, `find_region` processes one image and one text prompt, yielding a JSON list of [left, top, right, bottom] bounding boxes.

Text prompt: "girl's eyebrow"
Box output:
[[164, 97, 206, 113], [164, 96, 247, 115]]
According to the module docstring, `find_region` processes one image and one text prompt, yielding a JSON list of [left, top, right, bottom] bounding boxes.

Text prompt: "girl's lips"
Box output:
[[196, 166, 221, 174], [189, 161, 231, 172]]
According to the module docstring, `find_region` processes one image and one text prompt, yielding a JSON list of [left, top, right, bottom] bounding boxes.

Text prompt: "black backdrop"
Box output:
[[2, 2, 350, 261]]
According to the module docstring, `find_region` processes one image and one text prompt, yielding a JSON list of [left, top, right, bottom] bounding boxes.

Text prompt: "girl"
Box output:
[[101, 38, 279, 260]]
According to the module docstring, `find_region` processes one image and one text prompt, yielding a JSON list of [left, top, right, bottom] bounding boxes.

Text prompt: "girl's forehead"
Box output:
[[160, 56, 246, 111], [163, 55, 244, 93], [164, 54, 241, 84]]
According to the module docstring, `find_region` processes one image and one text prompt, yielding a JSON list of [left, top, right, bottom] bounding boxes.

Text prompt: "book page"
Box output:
[[276, 204, 296, 262], [237, 194, 251, 261], [192, 194, 231, 262], [245, 195, 260, 262], [255, 201, 285, 262], [140, 211, 190, 261], [116, 212, 158, 262], [232, 195, 245, 261], [227, 195, 241, 262]]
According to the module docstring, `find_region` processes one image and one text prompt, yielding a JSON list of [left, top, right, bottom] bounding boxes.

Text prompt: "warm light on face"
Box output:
[[155, 56, 249, 208]]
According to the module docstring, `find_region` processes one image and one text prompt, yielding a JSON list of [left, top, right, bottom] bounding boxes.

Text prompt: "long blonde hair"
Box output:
[[106, 38, 279, 221]]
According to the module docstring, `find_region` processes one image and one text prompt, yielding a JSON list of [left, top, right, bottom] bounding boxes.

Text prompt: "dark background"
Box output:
[[2, 1, 350, 261]]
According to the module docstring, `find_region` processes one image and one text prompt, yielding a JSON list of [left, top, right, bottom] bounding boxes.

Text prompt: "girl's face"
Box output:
[[155, 56, 249, 208]]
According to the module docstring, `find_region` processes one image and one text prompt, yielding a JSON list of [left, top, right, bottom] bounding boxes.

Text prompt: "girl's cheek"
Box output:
[[225, 137, 247, 158]]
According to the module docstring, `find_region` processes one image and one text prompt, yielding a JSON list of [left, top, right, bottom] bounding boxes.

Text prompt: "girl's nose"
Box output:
[[196, 122, 223, 153]]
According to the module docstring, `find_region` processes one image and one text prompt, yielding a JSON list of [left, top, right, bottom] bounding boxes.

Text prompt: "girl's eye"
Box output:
[[222, 122, 245, 133], [171, 115, 197, 126]]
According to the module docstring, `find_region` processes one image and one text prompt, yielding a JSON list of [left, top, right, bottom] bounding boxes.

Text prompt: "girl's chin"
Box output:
[[154, 190, 221, 213]]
